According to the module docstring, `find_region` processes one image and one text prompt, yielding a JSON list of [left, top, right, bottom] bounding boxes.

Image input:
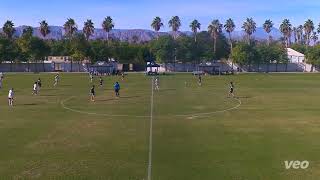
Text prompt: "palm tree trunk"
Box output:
[[214, 38, 217, 54], [228, 32, 233, 50]]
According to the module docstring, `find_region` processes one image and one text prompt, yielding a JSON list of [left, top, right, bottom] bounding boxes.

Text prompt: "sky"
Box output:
[[1, 0, 320, 31]]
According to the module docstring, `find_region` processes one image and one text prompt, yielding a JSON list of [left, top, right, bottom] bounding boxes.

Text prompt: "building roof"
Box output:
[[287, 48, 304, 57]]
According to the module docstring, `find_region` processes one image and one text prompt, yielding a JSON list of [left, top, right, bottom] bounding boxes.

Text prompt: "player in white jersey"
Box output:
[[154, 77, 160, 91], [90, 73, 94, 83], [0, 77, 3, 89], [8, 88, 14, 106], [0, 73, 4, 89], [32, 82, 38, 95], [54, 74, 59, 87]]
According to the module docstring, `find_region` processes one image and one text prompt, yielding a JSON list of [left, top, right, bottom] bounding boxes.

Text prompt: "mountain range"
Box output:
[[1, 26, 284, 42]]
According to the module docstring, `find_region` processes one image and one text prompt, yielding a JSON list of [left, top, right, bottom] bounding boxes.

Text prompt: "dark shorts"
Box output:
[[115, 89, 119, 93], [91, 92, 95, 96], [230, 88, 234, 93]]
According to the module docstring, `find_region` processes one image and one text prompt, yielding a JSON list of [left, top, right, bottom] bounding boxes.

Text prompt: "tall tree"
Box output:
[[304, 19, 314, 46], [208, 19, 222, 53], [151, 17, 163, 40], [297, 25, 304, 44], [83, 19, 95, 41], [279, 19, 292, 47], [63, 18, 77, 38], [224, 18, 235, 50], [311, 31, 318, 45], [102, 16, 114, 42], [22, 26, 34, 37], [242, 18, 256, 44], [263, 19, 274, 45], [190, 19, 201, 42], [39, 20, 50, 38], [293, 27, 298, 43], [168, 16, 181, 40], [2, 20, 15, 39]]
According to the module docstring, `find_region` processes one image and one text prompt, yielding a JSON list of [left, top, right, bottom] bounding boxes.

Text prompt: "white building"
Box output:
[[287, 48, 305, 63]]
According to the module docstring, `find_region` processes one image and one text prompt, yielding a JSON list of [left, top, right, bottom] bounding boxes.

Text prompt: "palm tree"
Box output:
[[63, 18, 77, 38], [39, 20, 50, 38], [208, 19, 222, 53], [83, 19, 95, 41], [22, 26, 33, 37], [224, 18, 235, 50], [297, 25, 304, 44], [279, 19, 292, 47], [102, 16, 114, 42], [151, 17, 163, 40], [2, 20, 15, 39], [242, 18, 256, 44], [190, 20, 201, 42], [311, 31, 318, 45], [304, 19, 314, 46], [293, 27, 298, 44], [263, 19, 273, 45], [168, 16, 181, 40]]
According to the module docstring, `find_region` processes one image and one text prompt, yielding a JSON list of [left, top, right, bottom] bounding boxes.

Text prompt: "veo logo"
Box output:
[[284, 160, 309, 169]]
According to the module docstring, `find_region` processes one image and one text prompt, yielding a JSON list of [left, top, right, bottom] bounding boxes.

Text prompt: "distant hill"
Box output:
[[0, 26, 284, 42]]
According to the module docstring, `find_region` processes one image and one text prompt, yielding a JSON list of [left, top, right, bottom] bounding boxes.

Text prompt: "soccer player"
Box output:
[[121, 72, 125, 81], [32, 82, 38, 95], [198, 74, 202, 86], [229, 82, 235, 98], [37, 78, 42, 90], [8, 88, 14, 106], [99, 77, 103, 87], [114, 82, 120, 97], [90, 73, 94, 83], [54, 74, 59, 87], [90, 85, 95, 102], [0, 75, 3, 89], [154, 77, 160, 90]]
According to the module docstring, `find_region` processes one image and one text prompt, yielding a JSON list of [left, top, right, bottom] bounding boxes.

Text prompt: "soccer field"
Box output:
[[1, 73, 320, 179]]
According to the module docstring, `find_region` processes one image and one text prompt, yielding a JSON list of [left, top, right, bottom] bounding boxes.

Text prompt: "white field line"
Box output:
[[147, 76, 154, 180], [60, 96, 149, 118], [60, 96, 242, 119], [175, 98, 242, 118]]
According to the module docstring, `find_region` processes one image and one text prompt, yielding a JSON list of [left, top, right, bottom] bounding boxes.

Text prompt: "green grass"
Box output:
[[1, 73, 320, 179]]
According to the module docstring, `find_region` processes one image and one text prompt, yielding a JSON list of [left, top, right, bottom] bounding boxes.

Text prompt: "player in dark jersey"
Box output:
[[99, 77, 103, 87], [114, 82, 120, 97], [37, 78, 42, 89], [229, 82, 235, 98], [198, 75, 202, 86], [90, 85, 95, 102]]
